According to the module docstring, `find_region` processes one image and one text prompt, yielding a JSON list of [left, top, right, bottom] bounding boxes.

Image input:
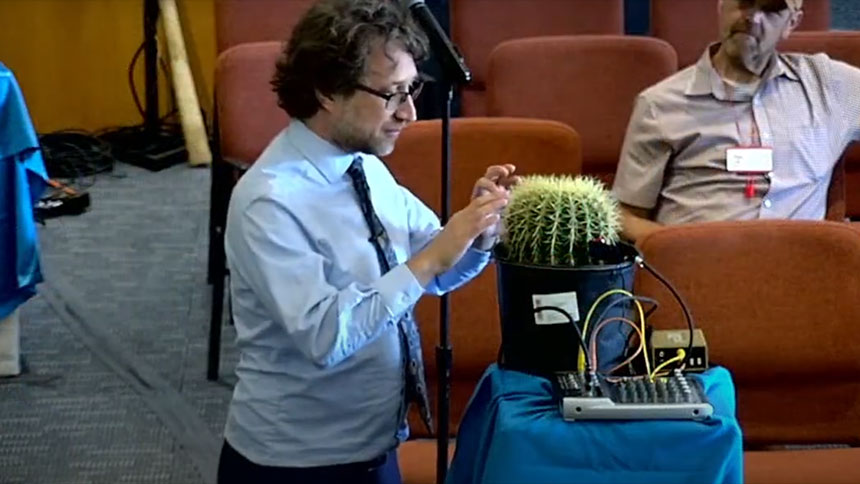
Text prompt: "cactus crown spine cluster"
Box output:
[[500, 175, 621, 267]]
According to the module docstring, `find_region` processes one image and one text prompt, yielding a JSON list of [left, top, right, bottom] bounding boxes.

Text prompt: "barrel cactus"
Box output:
[[499, 175, 621, 266]]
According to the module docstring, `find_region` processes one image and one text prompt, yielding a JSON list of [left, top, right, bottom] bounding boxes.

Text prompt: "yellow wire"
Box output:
[[577, 289, 650, 376], [649, 349, 686, 381]]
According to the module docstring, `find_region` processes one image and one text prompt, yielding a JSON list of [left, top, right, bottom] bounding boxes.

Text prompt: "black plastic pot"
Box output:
[[495, 242, 640, 376]]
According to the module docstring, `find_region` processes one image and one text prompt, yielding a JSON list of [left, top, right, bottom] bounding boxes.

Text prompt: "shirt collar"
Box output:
[[685, 42, 800, 101], [286, 120, 363, 183]]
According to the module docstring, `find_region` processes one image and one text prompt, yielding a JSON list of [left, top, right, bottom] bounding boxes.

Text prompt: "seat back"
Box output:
[[215, 42, 289, 165], [215, 0, 315, 53], [651, 0, 831, 68], [636, 220, 860, 446], [486, 35, 677, 183], [383, 117, 582, 436], [779, 30, 860, 219], [452, 0, 624, 116]]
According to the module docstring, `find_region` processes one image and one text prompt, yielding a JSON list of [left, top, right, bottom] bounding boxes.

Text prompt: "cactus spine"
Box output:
[[500, 175, 621, 266]]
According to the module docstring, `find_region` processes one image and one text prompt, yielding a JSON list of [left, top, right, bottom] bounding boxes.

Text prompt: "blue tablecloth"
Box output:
[[447, 365, 743, 484], [0, 62, 47, 320]]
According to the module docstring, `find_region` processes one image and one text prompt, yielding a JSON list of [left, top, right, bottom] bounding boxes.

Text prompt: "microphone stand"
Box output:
[[430, 37, 470, 484], [405, 3, 470, 482], [436, 80, 454, 484]]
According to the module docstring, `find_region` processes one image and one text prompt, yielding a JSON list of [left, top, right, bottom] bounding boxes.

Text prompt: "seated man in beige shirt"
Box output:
[[612, 0, 860, 242]]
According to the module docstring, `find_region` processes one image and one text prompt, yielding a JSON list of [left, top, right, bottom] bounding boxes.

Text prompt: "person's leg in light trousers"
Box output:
[[0, 308, 21, 377]]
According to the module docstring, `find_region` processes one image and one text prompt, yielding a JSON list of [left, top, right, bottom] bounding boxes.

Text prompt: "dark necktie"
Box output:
[[347, 157, 434, 434]]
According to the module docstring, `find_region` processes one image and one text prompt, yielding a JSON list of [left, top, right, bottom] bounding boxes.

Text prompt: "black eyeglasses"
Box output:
[[735, 0, 794, 13], [353, 81, 425, 111]]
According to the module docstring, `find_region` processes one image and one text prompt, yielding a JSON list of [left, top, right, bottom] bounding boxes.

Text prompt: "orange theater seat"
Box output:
[[451, 0, 624, 116], [208, 41, 289, 380], [638, 220, 860, 482], [215, 42, 288, 165], [399, 440, 456, 484], [651, 0, 831, 68], [745, 447, 860, 484], [214, 0, 315, 53], [486, 35, 677, 184], [636, 220, 860, 447], [383, 117, 582, 483]]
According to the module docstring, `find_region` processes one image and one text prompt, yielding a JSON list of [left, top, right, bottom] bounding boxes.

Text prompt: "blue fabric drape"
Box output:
[[0, 62, 48, 320], [447, 365, 743, 484]]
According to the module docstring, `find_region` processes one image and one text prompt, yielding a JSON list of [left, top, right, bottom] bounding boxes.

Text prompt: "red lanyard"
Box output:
[[736, 114, 760, 198], [728, 85, 763, 199]]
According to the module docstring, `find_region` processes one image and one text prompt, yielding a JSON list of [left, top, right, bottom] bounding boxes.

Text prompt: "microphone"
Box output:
[[406, 0, 472, 85]]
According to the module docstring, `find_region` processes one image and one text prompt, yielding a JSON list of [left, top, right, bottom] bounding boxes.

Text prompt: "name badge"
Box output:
[[726, 147, 773, 173]]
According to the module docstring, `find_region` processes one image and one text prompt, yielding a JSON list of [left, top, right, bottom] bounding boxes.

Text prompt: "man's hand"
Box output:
[[407, 192, 509, 286], [619, 203, 663, 243], [471, 164, 522, 250]]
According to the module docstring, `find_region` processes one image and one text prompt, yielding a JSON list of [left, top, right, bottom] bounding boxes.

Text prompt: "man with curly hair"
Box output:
[[219, 1, 518, 482]]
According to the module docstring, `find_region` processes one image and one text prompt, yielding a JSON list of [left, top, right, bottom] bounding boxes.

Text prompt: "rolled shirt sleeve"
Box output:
[[229, 197, 425, 369], [401, 186, 491, 295], [228, 182, 491, 369]]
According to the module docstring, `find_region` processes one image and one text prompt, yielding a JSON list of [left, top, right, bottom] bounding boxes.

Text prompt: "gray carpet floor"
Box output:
[[0, 163, 237, 484]]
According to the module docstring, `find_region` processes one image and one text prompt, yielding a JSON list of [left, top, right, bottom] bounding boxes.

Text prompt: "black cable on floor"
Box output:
[[39, 130, 114, 183]]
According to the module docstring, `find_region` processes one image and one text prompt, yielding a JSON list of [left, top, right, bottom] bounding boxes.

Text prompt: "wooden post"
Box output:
[[159, 0, 211, 166]]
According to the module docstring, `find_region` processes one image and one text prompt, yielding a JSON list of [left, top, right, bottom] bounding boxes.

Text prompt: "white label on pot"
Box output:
[[532, 292, 580, 325]]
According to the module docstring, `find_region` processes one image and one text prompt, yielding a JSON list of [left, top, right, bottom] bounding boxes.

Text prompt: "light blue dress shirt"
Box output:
[[223, 120, 491, 467]]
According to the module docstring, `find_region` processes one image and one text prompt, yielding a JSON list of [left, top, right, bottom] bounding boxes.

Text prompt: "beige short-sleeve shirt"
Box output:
[[612, 44, 860, 224]]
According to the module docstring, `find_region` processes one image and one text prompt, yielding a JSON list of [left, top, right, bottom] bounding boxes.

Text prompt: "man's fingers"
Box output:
[[484, 166, 505, 180], [499, 175, 523, 189], [484, 164, 514, 181], [469, 213, 500, 238], [469, 199, 508, 222], [476, 200, 508, 216], [477, 165, 520, 197], [471, 192, 508, 208], [474, 178, 505, 195]]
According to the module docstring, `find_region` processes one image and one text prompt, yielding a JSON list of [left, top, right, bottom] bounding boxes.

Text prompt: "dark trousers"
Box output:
[[217, 440, 402, 484]]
